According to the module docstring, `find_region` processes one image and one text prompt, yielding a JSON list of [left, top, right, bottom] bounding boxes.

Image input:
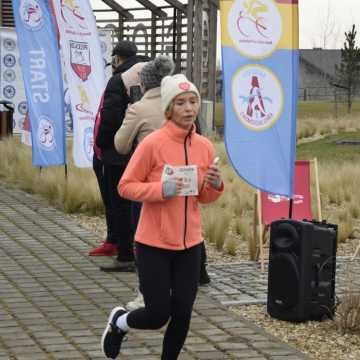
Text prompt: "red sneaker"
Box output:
[[89, 241, 118, 256]]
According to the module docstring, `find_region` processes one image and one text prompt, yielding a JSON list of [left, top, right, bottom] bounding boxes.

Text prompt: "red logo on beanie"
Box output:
[[179, 82, 190, 91]]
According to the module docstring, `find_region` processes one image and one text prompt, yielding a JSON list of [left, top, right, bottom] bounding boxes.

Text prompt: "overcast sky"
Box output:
[[299, 0, 360, 49], [91, 0, 360, 49]]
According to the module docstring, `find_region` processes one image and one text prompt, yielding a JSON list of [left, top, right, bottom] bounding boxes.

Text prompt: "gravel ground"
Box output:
[[231, 305, 360, 360], [71, 213, 360, 360]]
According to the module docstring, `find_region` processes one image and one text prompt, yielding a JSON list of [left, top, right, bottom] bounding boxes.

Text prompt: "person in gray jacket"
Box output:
[[114, 56, 174, 154]]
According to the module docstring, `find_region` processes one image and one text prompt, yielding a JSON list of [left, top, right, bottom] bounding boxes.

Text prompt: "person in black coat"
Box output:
[[90, 40, 148, 272]]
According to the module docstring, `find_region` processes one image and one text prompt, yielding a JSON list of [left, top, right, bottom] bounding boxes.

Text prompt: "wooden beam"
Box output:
[[135, 0, 167, 18], [193, 0, 203, 90], [101, 0, 134, 20], [175, 9, 183, 72], [150, 13, 157, 58], [186, 0, 194, 80], [0, 0, 3, 27], [207, 0, 218, 128], [208, 0, 219, 8], [117, 15, 124, 41], [163, 0, 187, 14]]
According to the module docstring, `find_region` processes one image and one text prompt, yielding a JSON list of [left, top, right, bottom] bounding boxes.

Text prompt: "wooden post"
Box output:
[[172, 8, 177, 62], [193, 0, 203, 89], [0, 0, 3, 26], [117, 15, 123, 42], [175, 8, 182, 73], [151, 13, 157, 58], [257, 190, 265, 272], [208, 1, 218, 130], [313, 157, 322, 221], [186, 0, 194, 80], [253, 192, 258, 260]]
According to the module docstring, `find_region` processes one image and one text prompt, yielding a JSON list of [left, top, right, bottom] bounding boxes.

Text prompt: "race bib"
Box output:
[[161, 165, 198, 196]]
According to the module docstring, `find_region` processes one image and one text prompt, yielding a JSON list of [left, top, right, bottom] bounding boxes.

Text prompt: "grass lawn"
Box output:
[[297, 131, 360, 163], [214, 101, 360, 127], [298, 101, 360, 119]]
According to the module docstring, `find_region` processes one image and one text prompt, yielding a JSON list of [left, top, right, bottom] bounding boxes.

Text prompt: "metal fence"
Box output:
[[297, 86, 360, 102]]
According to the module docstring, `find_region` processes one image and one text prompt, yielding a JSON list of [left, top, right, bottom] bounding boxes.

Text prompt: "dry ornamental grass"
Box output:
[[1, 112, 360, 360]]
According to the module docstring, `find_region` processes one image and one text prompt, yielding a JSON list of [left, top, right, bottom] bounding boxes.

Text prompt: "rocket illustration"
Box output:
[[246, 76, 267, 118]]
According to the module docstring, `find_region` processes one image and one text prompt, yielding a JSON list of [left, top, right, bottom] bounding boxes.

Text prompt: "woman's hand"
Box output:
[[162, 178, 184, 198], [204, 161, 222, 190]]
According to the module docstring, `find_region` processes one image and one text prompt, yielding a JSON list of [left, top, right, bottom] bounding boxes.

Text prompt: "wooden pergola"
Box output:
[[93, 0, 219, 122], [0, 0, 219, 127]]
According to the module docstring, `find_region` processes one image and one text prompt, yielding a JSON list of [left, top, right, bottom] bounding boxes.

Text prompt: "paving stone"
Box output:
[[217, 342, 250, 351], [4, 182, 353, 360], [227, 349, 264, 358], [194, 351, 228, 359], [270, 356, 308, 360]]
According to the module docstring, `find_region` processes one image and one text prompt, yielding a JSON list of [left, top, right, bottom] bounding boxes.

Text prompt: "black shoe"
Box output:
[[199, 267, 211, 286], [100, 259, 136, 272], [101, 306, 128, 359]]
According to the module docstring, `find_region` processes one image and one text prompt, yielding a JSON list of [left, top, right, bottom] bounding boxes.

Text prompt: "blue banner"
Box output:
[[12, 0, 66, 167], [220, 0, 299, 197]]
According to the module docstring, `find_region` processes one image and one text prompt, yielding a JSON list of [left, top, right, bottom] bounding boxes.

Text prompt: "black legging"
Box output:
[[131, 202, 208, 278], [127, 242, 201, 360]]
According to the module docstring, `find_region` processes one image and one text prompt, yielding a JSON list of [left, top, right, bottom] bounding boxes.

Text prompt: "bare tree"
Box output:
[[312, 0, 338, 49]]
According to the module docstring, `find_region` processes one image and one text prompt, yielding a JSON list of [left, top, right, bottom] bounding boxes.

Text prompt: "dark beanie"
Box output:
[[140, 55, 175, 91], [112, 40, 137, 58]]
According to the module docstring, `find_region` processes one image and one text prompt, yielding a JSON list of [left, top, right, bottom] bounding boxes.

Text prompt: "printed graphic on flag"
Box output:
[[83, 126, 93, 162], [60, 0, 87, 30], [19, 0, 44, 31], [37, 116, 56, 151], [70, 41, 91, 81], [75, 85, 93, 114], [232, 64, 283, 131], [227, 0, 282, 59]]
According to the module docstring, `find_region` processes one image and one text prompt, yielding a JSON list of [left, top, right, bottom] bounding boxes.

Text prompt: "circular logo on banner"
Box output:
[[3, 38, 16, 51], [228, 0, 282, 59], [232, 65, 283, 131], [3, 85, 16, 99], [38, 117, 56, 151], [3, 54, 16, 67], [83, 127, 94, 162], [19, 0, 44, 31], [18, 101, 28, 115], [3, 69, 16, 82], [60, 0, 87, 30]]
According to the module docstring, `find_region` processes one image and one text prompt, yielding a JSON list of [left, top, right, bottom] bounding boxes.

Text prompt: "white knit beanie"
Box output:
[[161, 74, 201, 113]]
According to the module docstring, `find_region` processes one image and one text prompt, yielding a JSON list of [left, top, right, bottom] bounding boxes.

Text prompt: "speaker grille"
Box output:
[[269, 253, 299, 309], [272, 222, 299, 251], [267, 219, 337, 322]]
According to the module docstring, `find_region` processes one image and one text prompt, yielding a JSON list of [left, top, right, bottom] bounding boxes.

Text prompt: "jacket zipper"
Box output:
[[183, 132, 191, 249]]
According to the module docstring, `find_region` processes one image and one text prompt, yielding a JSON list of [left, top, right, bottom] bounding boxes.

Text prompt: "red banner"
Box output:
[[261, 161, 312, 225]]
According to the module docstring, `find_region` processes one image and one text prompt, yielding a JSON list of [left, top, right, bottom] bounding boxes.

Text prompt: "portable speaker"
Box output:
[[267, 219, 337, 322]]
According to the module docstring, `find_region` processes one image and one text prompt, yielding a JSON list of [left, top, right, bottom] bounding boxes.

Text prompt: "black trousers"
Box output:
[[92, 155, 134, 261], [93, 155, 110, 241], [127, 242, 201, 360]]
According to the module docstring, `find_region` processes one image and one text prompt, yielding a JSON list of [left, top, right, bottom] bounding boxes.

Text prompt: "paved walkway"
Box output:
[[0, 183, 358, 360]]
